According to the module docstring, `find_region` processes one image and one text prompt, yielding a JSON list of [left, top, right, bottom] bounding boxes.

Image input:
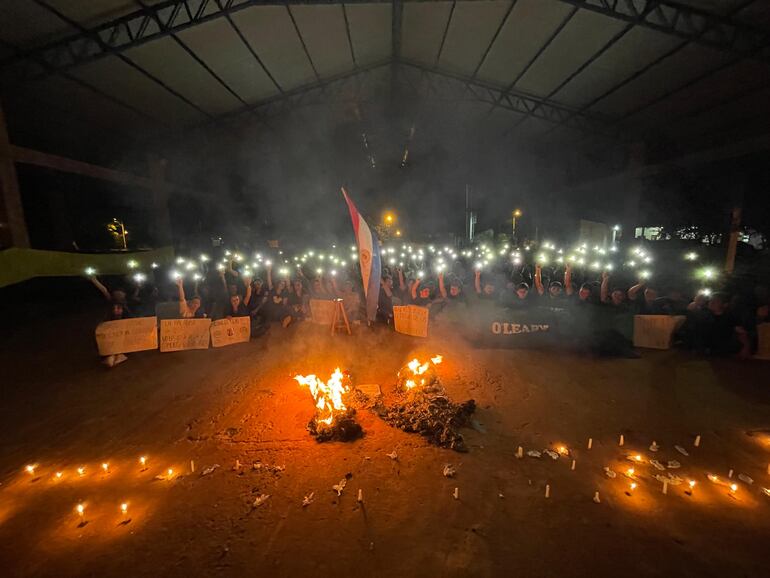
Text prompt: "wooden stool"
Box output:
[[330, 298, 352, 335]]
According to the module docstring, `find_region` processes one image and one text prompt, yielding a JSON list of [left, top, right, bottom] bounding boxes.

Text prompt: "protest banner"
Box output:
[[310, 298, 336, 325], [633, 315, 685, 349], [473, 307, 560, 349], [95, 316, 158, 356], [210, 317, 250, 348], [756, 323, 770, 360], [159, 318, 211, 352], [393, 305, 429, 338]]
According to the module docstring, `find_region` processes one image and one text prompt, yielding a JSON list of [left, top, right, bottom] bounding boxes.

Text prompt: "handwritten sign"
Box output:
[[309, 298, 336, 325], [95, 316, 158, 356], [393, 305, 429, 338], [633, 315, 686, 349], [160, 318, 211, 352], [210, 316, 250, 348]]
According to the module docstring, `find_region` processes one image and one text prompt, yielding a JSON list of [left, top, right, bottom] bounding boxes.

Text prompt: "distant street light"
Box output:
[[512, 209, 522, 240]]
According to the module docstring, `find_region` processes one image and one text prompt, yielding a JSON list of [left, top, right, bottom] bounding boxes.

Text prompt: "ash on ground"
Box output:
[[374, 362, 476, 452], [307, 408, 363, 443]]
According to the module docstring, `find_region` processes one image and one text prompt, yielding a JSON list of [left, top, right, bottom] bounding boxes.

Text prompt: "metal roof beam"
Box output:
[[398, 59, 614, 137], [555, 0, 770, 63], [0, 0, 383, 81]]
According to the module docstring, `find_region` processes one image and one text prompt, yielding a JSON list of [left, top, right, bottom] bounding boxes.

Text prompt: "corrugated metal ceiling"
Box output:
[[1, 0, 769, 154]]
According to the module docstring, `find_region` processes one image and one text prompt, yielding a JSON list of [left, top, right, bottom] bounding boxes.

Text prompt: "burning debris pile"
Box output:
[[377, 355, 476, 452], [294, 368, 363, 442]]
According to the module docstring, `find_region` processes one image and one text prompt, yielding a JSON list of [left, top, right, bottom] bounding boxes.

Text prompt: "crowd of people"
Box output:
[[87, 240, 769, 366]]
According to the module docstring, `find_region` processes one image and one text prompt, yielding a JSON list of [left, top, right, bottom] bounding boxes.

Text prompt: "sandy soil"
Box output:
[[1, 307, 770, 578]]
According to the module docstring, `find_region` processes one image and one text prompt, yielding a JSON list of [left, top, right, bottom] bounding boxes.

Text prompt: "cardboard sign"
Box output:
[[160, 318, 211, 352], [95, 316, 158, 356], [210, 316, 250, 348], [473, 306, 561, 349], [756, 323, 770, 360], [309, 298, 336, 325], [393, 305, 429, 338], [633, 315, 686, 349]]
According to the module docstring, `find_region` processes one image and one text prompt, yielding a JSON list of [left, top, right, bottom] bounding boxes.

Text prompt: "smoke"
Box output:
[[160, 64, 571, 247]]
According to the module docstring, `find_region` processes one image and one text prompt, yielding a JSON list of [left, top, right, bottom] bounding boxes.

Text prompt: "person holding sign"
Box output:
[[87, 272, 133, 367], [175, 277, 206, 319]]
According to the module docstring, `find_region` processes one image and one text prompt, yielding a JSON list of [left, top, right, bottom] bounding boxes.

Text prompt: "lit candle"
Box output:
[[139, 456, 147, 468], [694, 435, 701, 447], [76, 503, 85, 520], [633, 455, 643, 463], [77, 467, 85, 476], [730, 483, 738, 494], [167, 468, 174, 479], [629, 482, 637, 493], [587, 438, 593, 450], [357, 489, 363, 503], [55, 471, 63, 480], [121, 503, 128, 518], [557, 446, 568, 456], [686, 480, 696, 495], [626, 467, 635, 478], [101, 463, 109, 473], [25, 464, 36, 476]]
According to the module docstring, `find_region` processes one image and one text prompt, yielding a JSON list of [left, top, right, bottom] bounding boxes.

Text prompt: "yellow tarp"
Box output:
[[0, 247, 175, 287]]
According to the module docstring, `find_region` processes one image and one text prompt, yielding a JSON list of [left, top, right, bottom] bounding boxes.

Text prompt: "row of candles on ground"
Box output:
[[23, 457, 180, 526], [23, 456, 177, 482], [513, 435, 770, 501]]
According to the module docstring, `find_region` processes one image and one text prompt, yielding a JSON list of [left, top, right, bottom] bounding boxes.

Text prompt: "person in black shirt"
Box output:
[[378, 274, 395, 324], [627, 279, 666, 315]]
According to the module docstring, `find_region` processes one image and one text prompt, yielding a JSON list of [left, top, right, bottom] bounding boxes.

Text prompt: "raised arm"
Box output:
[[438, 272, 447, 299], [474, 269, 482, 295], [88, 274, 111, 301], [628, 280, 644, 301], [266, 264, 274, 291], [397, 268, 406, 291], [411, 278, 420, 300], [534, 264, 544, 296], [564, 263, 574, 296], [600, 271, 610, 303], [242, 275, 253, 306], [176, 277, 190, 317]]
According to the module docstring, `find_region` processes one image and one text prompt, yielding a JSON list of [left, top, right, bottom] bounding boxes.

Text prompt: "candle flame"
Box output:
[[630, 482, 637, 491], [25, 465, 36, 475], [101, 463, 109, 472], [140, 456, 146, 466], [76, 504, 85, 515], [55, 471, 63, 479], [121, 503, 128, 514], [688, 480, 696, 489], [77, 467, 85, 476], [730, 483, 738, 492]]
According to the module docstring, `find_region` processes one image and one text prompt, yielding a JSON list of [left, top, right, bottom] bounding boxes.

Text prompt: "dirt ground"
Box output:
[[2, 304, 770, 578]]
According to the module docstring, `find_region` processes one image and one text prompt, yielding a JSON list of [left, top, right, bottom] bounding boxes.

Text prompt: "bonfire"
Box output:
[[379, 355, 476, 452], [294, 368, 363, 442]]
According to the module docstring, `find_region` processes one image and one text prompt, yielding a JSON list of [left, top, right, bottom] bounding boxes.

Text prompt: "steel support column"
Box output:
[[0, 102, 29, 248]]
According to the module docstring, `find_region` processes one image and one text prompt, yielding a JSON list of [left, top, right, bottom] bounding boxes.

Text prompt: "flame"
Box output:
[[294, 368, 349, 425], [403, 355, 443, 389]]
